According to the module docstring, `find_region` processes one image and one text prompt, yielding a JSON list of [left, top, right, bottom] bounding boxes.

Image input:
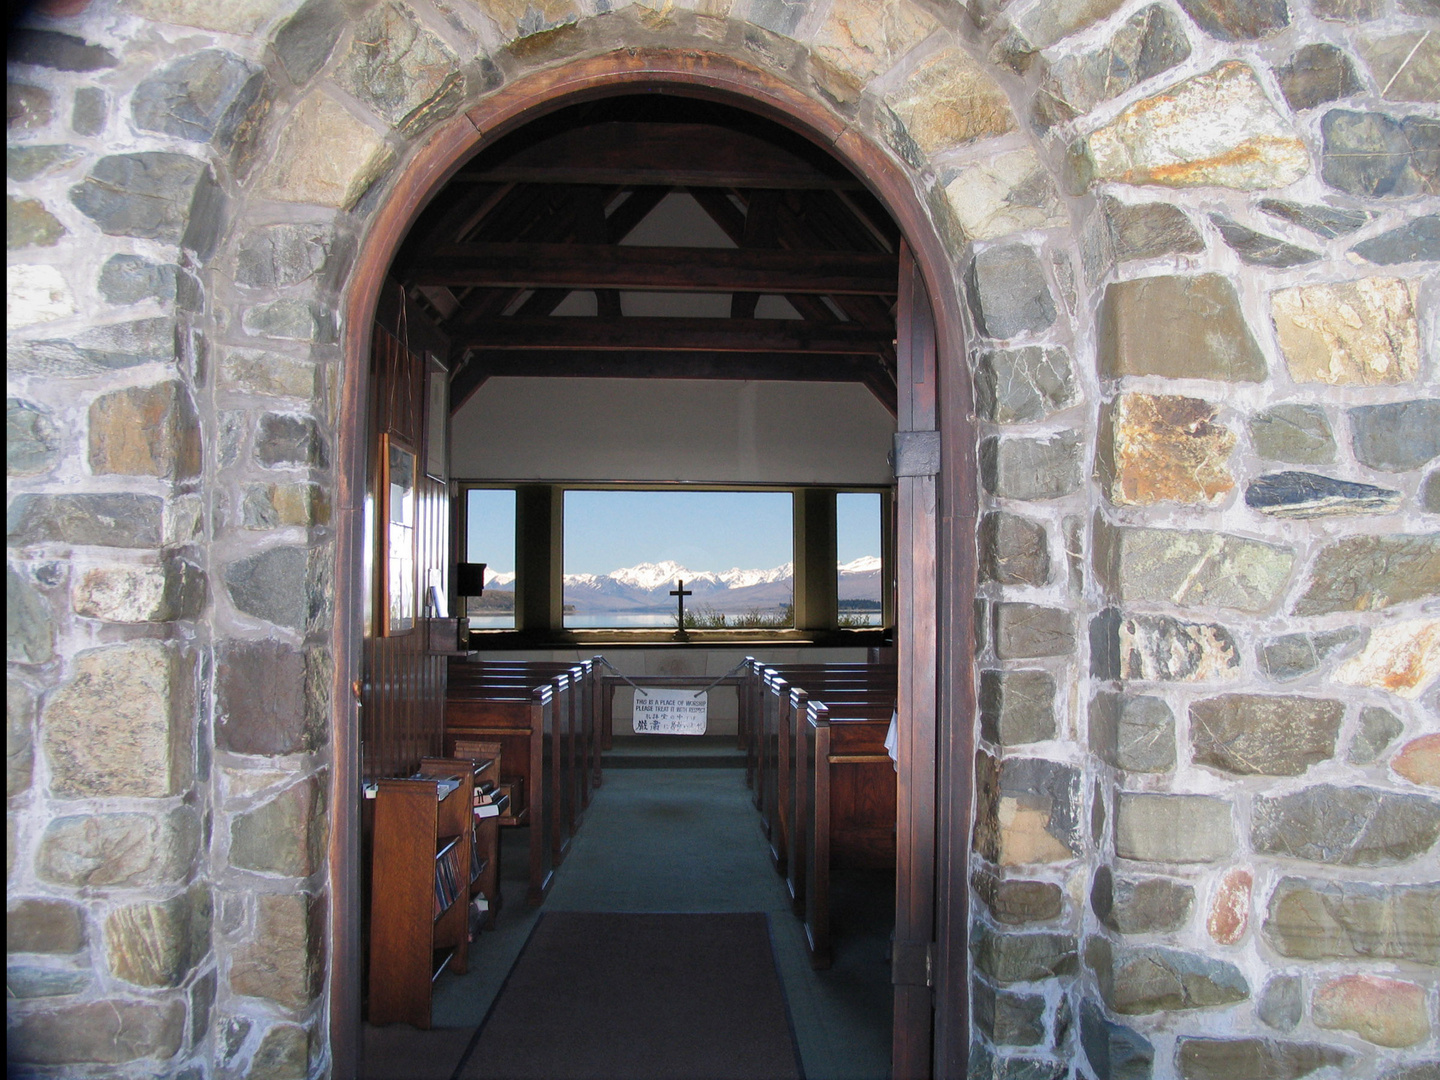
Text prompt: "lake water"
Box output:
[[469, 612, 882, 629]]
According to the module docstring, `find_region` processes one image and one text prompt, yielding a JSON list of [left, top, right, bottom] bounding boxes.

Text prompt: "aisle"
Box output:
[[362, 766, 893, 1080]]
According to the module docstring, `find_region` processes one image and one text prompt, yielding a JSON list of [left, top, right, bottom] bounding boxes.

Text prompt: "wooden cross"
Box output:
[[670, 580, 693, 629]]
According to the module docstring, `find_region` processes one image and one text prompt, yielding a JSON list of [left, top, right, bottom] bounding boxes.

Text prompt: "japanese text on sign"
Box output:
[[632, 689, 708, 735]]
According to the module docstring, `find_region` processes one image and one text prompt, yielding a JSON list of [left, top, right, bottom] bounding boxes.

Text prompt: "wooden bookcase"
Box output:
[[421, 753, 505, 932], [367, 773, 472, 1028]]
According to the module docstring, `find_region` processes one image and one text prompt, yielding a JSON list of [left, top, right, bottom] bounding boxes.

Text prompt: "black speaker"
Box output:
[[456, 562, 487, 598]]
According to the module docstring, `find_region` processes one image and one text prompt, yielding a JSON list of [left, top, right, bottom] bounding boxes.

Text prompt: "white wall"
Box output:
[[450, 377, 895, 484]]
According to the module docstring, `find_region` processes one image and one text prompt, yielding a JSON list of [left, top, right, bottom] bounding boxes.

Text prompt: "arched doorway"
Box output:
[[333, 50, 976, 1080]]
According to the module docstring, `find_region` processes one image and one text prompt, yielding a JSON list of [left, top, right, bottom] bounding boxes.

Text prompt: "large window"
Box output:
[[465, 488, 516, 629], [563, 490, 795, 629], [837, 492, 884, 626]]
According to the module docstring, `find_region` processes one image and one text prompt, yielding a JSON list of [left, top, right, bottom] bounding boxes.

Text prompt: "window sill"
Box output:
[[463, 627, 890, 650]]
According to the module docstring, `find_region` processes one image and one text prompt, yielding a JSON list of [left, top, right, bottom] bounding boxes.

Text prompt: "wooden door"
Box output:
[[892, 242, 939, 1079]]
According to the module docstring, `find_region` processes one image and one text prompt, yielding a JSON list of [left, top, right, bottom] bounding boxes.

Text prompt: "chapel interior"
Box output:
[[358, 92, 909, 1078]]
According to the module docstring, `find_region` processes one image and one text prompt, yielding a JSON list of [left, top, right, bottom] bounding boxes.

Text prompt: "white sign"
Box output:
[[632, 689, 708, 735]]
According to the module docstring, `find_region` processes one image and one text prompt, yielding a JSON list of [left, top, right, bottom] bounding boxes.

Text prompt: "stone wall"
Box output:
[[6, 0, 1437, 1077]]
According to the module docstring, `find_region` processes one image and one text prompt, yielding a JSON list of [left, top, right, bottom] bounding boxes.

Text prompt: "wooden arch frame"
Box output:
[[331, 48, 978, 1079]]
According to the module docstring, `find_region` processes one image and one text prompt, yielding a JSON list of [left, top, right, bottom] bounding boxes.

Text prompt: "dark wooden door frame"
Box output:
[[332, 49, 976, 1080]]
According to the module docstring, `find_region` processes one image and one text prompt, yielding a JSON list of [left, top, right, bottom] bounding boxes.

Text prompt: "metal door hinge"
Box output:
[[892, 939, 934, 988], [892, 431, 940, 478]]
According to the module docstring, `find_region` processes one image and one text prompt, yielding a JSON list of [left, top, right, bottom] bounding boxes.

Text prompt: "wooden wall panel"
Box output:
[[362, 295, 452, 783]]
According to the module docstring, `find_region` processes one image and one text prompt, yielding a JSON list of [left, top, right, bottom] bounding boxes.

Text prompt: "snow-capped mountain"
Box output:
[[480, 557, 879, 613]]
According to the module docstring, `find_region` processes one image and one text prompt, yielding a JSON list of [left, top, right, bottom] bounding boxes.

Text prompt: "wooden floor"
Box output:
[[362, 754, 894, 1080]]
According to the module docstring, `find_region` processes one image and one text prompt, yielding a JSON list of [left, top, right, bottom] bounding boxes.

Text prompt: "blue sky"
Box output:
[[467, 489, 882, 575]]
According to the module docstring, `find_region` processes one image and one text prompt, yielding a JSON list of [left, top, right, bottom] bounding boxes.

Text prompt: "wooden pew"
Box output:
[[802, 699, 896, 969]]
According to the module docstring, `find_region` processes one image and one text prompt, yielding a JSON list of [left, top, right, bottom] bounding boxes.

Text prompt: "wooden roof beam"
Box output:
[[454, 317, 892, 354]]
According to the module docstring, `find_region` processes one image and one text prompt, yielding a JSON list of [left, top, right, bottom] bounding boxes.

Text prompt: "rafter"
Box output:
[[454, 317, 892, 354]]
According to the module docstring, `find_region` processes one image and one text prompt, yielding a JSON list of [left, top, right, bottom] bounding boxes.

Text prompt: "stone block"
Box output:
[[975, 754, 1082, 865], [1276, 44, 1361, 112], [229, 892, 323, 1009], [9, 316, 177, 378], [1176, 0, 1287, 39], [1253, 784, 1440, 866], [943, 149, 1068, 241], [104, 886, 210, 987], [1080, 999, 1153, 1080], [1206, 867, 1251, 945], [1292, 534, 1440, 615], [72, 556, 206, 623], [8, 82, 52, 129], [1349, 706, 1403, 764], [224, 545, 310, 630], [1313, 975, 1430, 1048], [1114, 792, 1233, 862], [6, 964, 93, 999], [8, 564, 54, 665], [1190, 694, 1342, 777], [981, 433, 1083, 502], [973, 923, 1077, 984], [7, 265, 75, 331], [980, 670, 1056, 746], [1077, 63, 1308, 190], [1353, 216, 1440, 264], [973, 871, 1064, 925], [99, 255, 179, 305], [236, 223, 331, 288], [4, 145, 83, 183], [1351, 400, 1440, 472], [42, 641, 194, 798], [975, 346, 1076, 425], [8, 196, 66, 249], [1106, 946, 1248, 1014], [884, 48, 1014, 158], [69, 152, 212, 244], [1088, 692, 1174, 772], [8, 679, 35, 797], [1091, 865, 1192, 933], [1263, 877, 1440, 963], [980, 513, 1050, 587], [220, 349, 317, 398], [1334, 618, 1440, 699], [1425, 471, 1440, 513], [810, 0, 938, 103], [1099, 394, 1236, 507], [7, 999, 185, 1067], [7, 898, 85, 953], [216, 640, 324, 756], [37, 807, 200, 887], [1257, 975, 1302, 1031], [131, 49, 264, 148], [117, 0, 279, 33], [1256, 628, 1360, 682], [1248, 404, 1335, 465], [72, 87, 106, 135], [967, 246, 1055, 341], [1090, 609, 1240, 683], [1272, 279, 1420, 387], [1359, 33, 1440, 104], [8, 398, 60, 477], [993, 603, 1076, 659], [1379, 1064, 1440, 1080], [1176, 1039, 1350, 1080], [258, 92, 394, 210], [256, 413, 327, 468], [9, 28, 117, 70], [1393, 734, 1440, 788], [1245, 472, 1401, 519], [7, 492, 164, 550], [1094, 522, 1293, 614], [1089, 198, 1204, 277], [250, 1022, 311, 1079], [88, 381, 202, 480], [241, 483, 331, 529], [1258, 199, 1372, 238], [273, 0, 348, 85], [1032, 5, 1190, 130], [1209, 215, 1318, 268], [1097, 274, 1265, 382], [975, 980, 1046, 1046], [243, 299, 333, 343], [229, 773, 327, 877], [1321, 110, 1439, 198]]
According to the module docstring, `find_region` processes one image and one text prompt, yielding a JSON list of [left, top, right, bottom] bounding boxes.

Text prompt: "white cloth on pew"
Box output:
[[884, 710, 898, 772]]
